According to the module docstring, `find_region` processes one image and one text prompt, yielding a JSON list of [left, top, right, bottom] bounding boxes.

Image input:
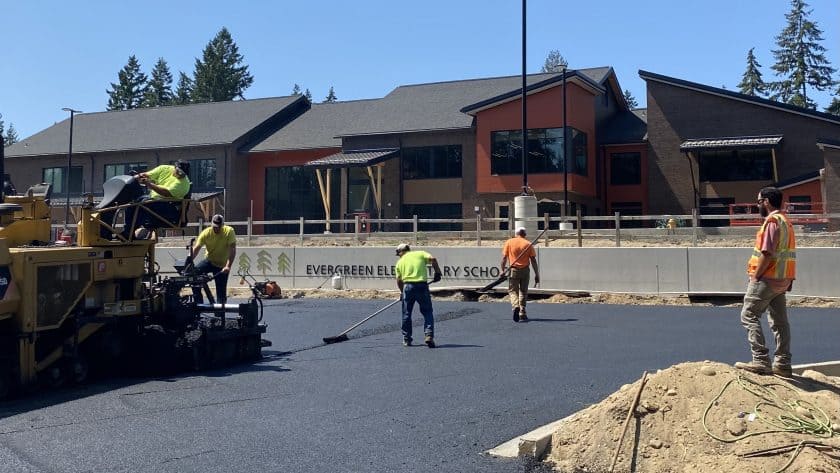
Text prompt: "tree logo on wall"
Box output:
[[256, 250, 272, 276], [276, 252, 291, 275], [238, 253, 252, 275]]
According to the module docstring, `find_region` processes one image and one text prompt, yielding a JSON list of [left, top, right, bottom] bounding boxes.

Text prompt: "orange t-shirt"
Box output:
[[502, 236, 535, 268]]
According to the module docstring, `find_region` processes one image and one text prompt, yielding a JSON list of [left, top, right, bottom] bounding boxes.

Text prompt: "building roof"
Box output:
[[679, 135, 783, 151], [304, 149, 399, 169], [336, 68, 611, 137], [639, 70, 840, 126], [600, 109, 648, 144], [816, 137, 840, 150], [775, 170, 822, 189], [249, 99, 380, 152], [6, 96, 306, 157]]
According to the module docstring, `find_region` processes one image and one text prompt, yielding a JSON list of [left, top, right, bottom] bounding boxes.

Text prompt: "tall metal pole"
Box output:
[[520, 0, 528, 192], [61, 108, 81, 232], [562, 67, 568, 216]]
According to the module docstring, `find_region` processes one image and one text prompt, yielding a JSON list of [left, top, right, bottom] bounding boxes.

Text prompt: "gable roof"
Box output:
[[6, 96, 306, 157], [459, 69, 606, 115], [639, 70, 840, 126], [249, 99, 380, 152]]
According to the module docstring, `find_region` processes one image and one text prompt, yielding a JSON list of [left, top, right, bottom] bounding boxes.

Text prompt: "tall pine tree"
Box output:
[[191, 27, 254, 103], [323, 86, 337, 103], [304, 89, 312, 101], [106, 55, 148, 110], [143, 58, 174, 107], [623, 89, 639, 109], [4, 123, 18, 145], [173, 72, 193, 105], [737, 48, 768, 96], [769, 0, 836, 108], [827, 83, 840, 115], [541, 50, 568, 73], [291, 84, 302, 95]]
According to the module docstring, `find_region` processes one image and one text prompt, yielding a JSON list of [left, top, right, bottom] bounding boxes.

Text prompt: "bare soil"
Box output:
[[546, 362, 840, 473]]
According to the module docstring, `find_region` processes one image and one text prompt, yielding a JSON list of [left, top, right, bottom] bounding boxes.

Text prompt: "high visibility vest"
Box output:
[[746, 212, 796, 279]]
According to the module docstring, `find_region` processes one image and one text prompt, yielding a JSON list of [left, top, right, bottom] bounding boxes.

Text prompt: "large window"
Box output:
[[264, 166, 338, 234], [611, 201, 643, 228], [43, 166, 83, 195], [402, 145, 462, 179], [610, 152, 641, 185], [105, 162, 147, 180], [698, 149, 773, 182], [490, 127, 587, 176], [187, 159, 217, 191]]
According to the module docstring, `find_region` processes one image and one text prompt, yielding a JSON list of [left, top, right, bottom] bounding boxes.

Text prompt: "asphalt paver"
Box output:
[[0, 298, 838, 472]]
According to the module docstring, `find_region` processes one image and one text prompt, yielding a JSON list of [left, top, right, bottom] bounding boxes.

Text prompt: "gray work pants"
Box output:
[[739, 280, 791, 367]]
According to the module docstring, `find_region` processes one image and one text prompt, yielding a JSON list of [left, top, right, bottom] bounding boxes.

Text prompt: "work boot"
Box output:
[[734, 361, 772, 375], [512, 307, 520, 322], [403, 338, 412, 347], [773, 365, 793, 378], [424, 336, 435, 348]]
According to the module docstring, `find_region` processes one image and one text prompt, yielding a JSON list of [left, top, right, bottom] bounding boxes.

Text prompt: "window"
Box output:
[[699, 197, 734, 227], [105, 162, 147, 180], [611, 201, 643, 228], [348, 167, 379, 213], [402, 145, 462, 179], [610, 152, 641, 185], [43, 166, 83, 195], [401, 203, 462, 231], [698, 149, 773, 182], [187, 159, 217, 191], [787, 195, 811, 213], [490, 127, 587, 176], [264, 166, 338, 234]]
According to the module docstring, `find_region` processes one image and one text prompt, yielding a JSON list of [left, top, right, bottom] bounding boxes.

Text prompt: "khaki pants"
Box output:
[[508, 266, 530, 314], [740, 280, 791, 367]]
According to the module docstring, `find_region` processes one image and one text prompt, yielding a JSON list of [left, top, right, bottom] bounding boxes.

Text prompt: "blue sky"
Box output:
[[2, 0, 838, 139]]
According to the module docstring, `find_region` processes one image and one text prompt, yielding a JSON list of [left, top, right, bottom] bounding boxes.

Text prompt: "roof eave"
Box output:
[[460, 73, 606, 116]]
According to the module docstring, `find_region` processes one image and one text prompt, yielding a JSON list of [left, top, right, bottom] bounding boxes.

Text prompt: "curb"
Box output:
[[486, 360, 840, 459]]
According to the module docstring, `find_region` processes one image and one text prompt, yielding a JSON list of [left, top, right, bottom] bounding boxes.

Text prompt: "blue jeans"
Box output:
[[402, 282, 434, 341], [192, 259, 230, 304]]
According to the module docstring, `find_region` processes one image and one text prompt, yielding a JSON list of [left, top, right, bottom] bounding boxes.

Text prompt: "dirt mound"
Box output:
[[547, 362, 840, 473]]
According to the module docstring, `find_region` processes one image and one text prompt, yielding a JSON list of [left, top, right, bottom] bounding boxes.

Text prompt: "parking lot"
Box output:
[[0, 298, 838, 473]]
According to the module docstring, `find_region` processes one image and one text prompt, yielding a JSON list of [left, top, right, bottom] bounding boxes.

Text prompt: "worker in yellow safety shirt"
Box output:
[[734, 186, 796, 378], [190, 214, 237, 304]]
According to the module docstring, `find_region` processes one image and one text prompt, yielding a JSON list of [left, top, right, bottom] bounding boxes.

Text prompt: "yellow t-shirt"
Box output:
[[146, 164, 191, 200], [395, 251, 432, 283], [195, 225, 236, 267]]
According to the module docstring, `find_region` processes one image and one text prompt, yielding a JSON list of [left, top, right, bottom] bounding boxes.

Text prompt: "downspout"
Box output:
[[684, 151, 699, 211]]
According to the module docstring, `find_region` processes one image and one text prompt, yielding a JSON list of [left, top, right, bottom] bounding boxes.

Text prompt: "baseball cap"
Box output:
[[174, 159, 190, 175], [395, 243, 410, 255], [211, 214, 224, 227], [516, 226, 527, 235]]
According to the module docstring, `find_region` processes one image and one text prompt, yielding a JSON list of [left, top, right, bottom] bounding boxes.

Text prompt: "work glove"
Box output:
[[432, 272, 442, 283]]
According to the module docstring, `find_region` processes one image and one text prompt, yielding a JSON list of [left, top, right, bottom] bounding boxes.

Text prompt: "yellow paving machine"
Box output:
[[0, 136, 269, 398]]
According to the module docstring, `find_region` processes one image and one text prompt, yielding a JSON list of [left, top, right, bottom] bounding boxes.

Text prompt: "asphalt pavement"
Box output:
[[0, 297, 838, 473]]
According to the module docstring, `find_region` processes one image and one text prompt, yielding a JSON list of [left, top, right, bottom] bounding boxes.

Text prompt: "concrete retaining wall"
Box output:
[[155, 246, 840, 298]]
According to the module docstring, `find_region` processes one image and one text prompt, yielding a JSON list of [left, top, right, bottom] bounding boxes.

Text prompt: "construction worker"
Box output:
[[395, 243, 441, 348], [735, 186, 796, 377], [501, 227, 540, 322], [120, 160, 190, 239], [190, 214, 237, 304]]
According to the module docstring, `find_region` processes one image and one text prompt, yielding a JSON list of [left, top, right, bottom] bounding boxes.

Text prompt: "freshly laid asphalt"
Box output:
[[0, 297, 838, 473]]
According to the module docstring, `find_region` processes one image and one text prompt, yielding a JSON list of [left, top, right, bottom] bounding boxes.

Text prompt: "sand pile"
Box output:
[[546, 362, 840, 473]]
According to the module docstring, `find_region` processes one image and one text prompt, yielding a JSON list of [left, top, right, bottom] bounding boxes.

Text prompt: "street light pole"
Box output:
[[520, 0, 528, 193], [562, 66, 568, 217], [61, 107, 82, 235]]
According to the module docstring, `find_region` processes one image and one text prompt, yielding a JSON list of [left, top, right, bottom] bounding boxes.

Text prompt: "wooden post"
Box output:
[[354, 215, 360, 242], [476, 213, 482, 246], [299, 217, 304, 243], [544, 213, 550, 247], [413, 215, 418, 244], [576, 209, 582, 247], [246, 217, 252, 246], [614, 212, 621, 247], [692, 208, 699, 246]]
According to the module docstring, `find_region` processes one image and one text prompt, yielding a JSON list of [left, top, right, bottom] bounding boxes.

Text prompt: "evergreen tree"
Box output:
[[827, 83, 840, 115], [4, 123, 18, 145], [173, 72, 193, 105], [106, 55, 148, 110], [143, 58, 174, 107], [291, 84, 302, 95], [304, 89, 312, 101], [541, 50, 568, 73], [737, 48, 768, 96], [769, 0, 836, 108], [323, 86, 337, 103], [191, 27, 254, 103], [623, 89, 639, 109]]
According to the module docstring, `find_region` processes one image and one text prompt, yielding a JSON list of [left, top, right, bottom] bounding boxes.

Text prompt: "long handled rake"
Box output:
[[322, 298, 402, 344], [478, 226, 548, 293]]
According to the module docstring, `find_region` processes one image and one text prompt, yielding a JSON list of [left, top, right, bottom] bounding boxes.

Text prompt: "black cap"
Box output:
[[175, 159, 190, 175], [211, 214, 224, 227]]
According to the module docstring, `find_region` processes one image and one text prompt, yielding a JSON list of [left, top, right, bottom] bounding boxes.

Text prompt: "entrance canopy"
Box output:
[[679, 135, 783, 151]]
